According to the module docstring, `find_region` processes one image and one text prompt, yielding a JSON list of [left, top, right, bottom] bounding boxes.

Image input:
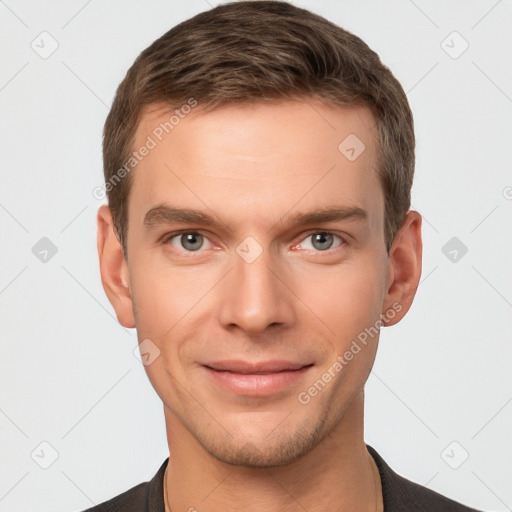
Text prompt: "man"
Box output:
[[87, 1, 479, 510]]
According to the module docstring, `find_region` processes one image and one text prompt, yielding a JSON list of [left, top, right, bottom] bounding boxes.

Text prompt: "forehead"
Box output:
[[129, 100, 382, 232], [135, 100, 377, 164]]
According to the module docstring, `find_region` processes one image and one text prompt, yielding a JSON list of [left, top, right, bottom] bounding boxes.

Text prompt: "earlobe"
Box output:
[[381, 211, 422, 327], [97, 205, 136, 328]]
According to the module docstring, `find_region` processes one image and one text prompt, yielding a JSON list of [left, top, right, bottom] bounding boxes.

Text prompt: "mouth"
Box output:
[[201, 360, 314, 397]]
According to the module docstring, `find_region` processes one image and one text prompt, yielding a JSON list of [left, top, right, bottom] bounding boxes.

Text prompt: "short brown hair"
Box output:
[[103, 0, 414, 256]]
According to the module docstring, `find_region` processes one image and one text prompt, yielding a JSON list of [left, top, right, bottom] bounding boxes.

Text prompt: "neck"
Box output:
[[163, 392, 382, 512]]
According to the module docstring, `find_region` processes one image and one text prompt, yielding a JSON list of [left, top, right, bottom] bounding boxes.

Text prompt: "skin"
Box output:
[[97, 100, 422, 512]]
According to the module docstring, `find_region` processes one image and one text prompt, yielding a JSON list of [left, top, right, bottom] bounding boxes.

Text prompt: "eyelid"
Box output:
[[162, 230, 216, 252], [292, 230, 347, 251]]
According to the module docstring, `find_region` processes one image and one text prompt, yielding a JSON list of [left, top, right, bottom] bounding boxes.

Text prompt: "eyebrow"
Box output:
[[143, 204, 368, 231], [284, 206, 367, 227]]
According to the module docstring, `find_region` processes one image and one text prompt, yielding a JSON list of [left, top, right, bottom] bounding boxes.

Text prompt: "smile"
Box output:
[[202, 360, 314, 397]]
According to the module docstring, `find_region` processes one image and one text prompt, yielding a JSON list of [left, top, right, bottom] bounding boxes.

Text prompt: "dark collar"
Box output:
[[366, 444, 480, 511]]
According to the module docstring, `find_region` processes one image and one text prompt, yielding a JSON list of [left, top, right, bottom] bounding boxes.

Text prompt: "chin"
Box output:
[[197, 413, 331, 468]]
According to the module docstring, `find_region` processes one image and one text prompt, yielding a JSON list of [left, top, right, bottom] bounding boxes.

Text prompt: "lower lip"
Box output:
[[203, 366, 313, 397]]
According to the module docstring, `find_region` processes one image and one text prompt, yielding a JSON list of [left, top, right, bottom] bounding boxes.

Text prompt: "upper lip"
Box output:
[[203, 360, 312, 374]]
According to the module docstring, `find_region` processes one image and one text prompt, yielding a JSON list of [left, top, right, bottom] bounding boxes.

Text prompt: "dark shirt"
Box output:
[[81, 445, 481, 511]]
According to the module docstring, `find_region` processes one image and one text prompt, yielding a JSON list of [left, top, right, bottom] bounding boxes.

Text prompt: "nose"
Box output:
[[217, 245, 296, 335]]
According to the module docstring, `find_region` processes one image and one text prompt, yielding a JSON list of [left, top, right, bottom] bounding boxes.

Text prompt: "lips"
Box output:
[[203, 360, 311, 374], [201, 360, 313, 397]]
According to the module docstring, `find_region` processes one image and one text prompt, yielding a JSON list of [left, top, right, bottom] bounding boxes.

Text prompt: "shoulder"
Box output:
[[81, 481, 149, 512], [366, 445, 481, 511], [80, 458, 168, 512]]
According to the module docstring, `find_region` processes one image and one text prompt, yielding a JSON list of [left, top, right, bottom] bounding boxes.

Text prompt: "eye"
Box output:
[[166, 232, 213, 252], [299, 232, 344, 251]]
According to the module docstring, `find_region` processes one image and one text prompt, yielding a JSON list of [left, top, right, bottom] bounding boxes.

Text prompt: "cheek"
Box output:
[[129, 257, 208, 336], [128, 263, 216, 384], [129, 268, 204, 396], [294, 259, 386, 342], [129, 276, 178, 351]]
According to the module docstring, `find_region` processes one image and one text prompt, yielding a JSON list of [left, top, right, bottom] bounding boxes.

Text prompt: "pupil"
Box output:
[[182, 233, 202, 251], [313, 233, 332, 250]]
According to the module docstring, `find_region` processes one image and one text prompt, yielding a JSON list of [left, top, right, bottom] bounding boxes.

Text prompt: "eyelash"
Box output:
[[161, 230, 347, 254]]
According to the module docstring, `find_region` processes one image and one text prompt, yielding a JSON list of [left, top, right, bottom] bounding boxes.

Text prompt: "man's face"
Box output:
[[122, 100, 394, 466]]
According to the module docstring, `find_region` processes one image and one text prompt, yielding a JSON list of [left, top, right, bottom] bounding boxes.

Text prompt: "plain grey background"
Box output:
[[0, 1, 511, 511]]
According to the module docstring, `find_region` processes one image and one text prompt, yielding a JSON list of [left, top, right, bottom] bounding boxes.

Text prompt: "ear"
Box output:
[[97, 205, 135, 328], [381, 210, 422, 326]]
